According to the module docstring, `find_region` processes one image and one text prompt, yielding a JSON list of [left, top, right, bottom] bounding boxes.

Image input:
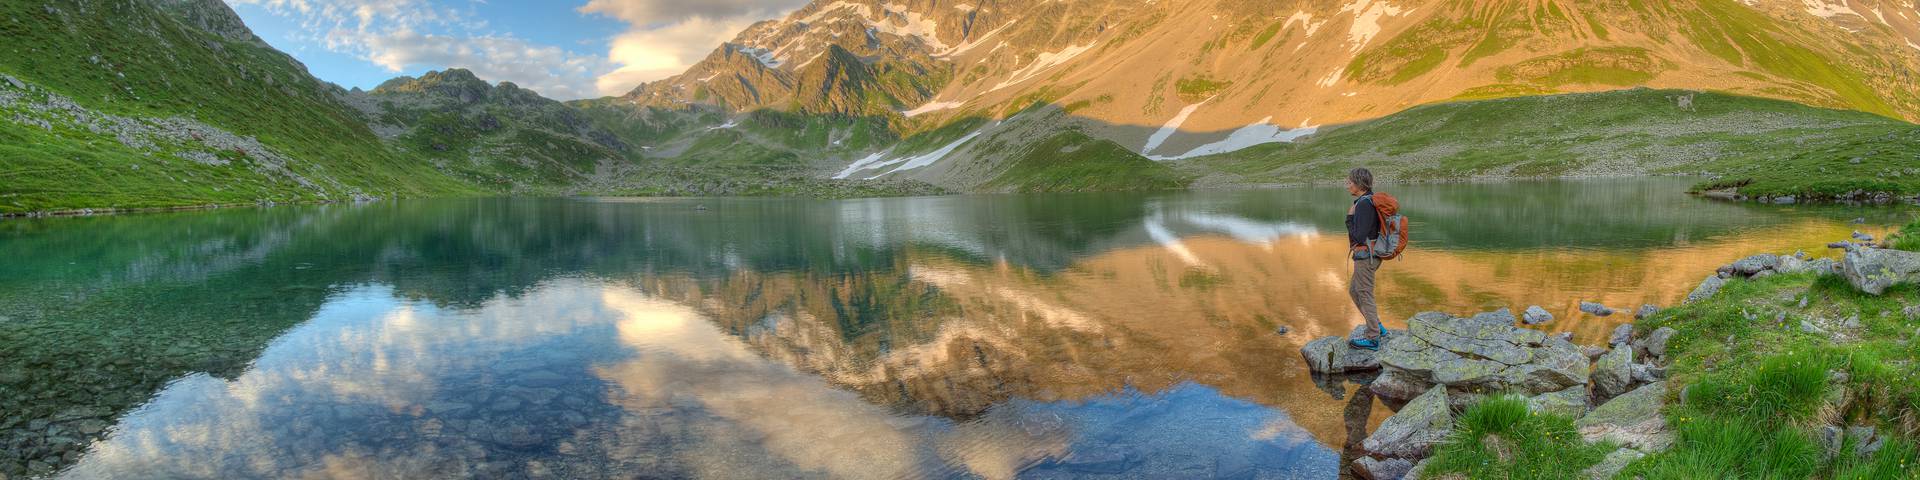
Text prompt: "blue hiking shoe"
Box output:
[[1348, 337, 1381, 351]]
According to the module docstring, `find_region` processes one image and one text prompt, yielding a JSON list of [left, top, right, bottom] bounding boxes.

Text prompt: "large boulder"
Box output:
[[1353, 457, 1414, 480], [1840, 248, 1920, 295], [1592, 347, 1635, 401], [1362, 385, 1454, 460], [1578, 382, 1673, 452], [1684, 275, 1726, 304], [1373, 311, 1590, 405]]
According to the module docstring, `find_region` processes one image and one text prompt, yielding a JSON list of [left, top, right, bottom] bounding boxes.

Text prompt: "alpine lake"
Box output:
[[1, 178, 1909, 479]]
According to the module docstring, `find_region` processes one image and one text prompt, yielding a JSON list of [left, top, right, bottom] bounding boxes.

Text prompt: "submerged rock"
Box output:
[[1373, 311, 1589, 405], [1578, 382, 1672, 452], [1522, 306, 1553, 325], [1579, 302, 1615, 317], [1840, 248, 1920, 295], [1362, 385, 1454, 460]]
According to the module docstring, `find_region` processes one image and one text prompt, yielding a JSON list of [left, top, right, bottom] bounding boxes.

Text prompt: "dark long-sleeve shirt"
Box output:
[[1347, 194, 1379, 247]]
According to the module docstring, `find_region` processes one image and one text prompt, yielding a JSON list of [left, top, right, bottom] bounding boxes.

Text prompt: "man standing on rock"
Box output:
[[1346, 168, 1388, 350]]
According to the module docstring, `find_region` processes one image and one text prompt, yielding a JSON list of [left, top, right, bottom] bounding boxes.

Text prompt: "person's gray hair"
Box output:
[[1348, 168, 1374, 192]]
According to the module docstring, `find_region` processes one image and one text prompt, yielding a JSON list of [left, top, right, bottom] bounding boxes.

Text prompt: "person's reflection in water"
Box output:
[[1338, 381, 1377, 478]]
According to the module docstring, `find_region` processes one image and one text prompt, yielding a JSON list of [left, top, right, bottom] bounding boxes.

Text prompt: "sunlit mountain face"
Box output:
[[1, 178, 1903, 477]]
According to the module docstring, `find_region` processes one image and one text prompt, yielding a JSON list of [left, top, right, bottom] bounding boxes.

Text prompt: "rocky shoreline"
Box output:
[[1306, 233, 1917, 479]]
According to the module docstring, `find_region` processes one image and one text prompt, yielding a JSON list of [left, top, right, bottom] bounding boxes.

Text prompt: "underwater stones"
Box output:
[[1578, 302, 1614, 317]]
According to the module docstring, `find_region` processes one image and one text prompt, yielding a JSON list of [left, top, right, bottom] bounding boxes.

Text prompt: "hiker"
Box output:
[[1345, 168, 1387, 350]]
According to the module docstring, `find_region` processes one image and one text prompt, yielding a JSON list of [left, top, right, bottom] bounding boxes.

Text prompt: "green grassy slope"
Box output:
[[1190, 89, 1920, 200], [0, 0, 479, 215]]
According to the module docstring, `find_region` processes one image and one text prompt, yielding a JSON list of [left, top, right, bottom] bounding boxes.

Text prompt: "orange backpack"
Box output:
[[1366, 193, 1410, 260]]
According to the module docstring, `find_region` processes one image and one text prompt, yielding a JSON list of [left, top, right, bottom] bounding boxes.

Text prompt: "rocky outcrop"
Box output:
[[1359, 384, 1443, 470], [1578, 381, 1673, 451], [1527, 385, 1589, 418], [1839, 247, 1920, 295], [1372, 311, 1589, 406], [1301, 325, 1404, 374]]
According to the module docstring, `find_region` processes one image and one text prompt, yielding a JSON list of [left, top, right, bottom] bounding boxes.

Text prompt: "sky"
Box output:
[[225, 0, 811, 100]]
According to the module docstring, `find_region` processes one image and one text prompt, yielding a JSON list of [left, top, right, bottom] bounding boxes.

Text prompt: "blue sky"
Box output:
[[226, 0, 808, 100]]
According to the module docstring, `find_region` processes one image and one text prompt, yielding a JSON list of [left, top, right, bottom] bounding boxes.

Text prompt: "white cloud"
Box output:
[[579, 0, 807, 96], [229, 0, 608, 100]]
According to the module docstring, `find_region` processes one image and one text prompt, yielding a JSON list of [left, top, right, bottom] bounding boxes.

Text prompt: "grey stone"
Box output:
[[1802, 320, 1827, 335], [1730, 254, 1780, 275], [1404, 458, 1432, 480], [1609, 324, 1634, 347], [1840, 248, 1920, 295], [1634, 304, 1660, 321], [1579, 382, 1673, 452], [1631, 363, 1666, 383], [1522, 305, 1554, 325], [1777, 256, 1808, 274], [1375, 312, 1590, 403], [1904, 305, 1920, 321], [1646, 327, 1678, 360], [1353, 457, 1414, 480], [1808, 258, 1839, 274], [1582, 448, 1647, 480], [1753, 270, 1776, 279], [1580, 302, 1616, 316], [1593, 347, 1635, 401], [1528, 386, 1589, 418], [1685, 275, 1727, 304], [1368, 369, 1435, 406], [1471, 308, 1518, 325], [1853, 231, 1875, 242], [1821, 425, 1845, 457], [1362, 385, 1453, 459], [1582, 345, 1608, 361], [1302, 335, 1384, 374], [3, 75, 22, 90]]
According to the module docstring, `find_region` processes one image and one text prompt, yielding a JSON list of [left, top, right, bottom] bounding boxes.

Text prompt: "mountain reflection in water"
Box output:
[[0, 178, 1902, 478]]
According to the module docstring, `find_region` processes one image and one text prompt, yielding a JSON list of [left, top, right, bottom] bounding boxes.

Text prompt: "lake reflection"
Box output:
[[0, 178, 1905, 478]]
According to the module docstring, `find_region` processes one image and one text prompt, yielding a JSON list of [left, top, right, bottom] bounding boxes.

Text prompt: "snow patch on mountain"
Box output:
[[735, 45, 781, 68], [990, 43, 1097, 92], [1341, 0, 1408, 51], [871, 8, 949, 52], [869, 131, 982, 178], [1318, 69, 1343, 87], [938, 20, 1018, 57], [1147, 117, 1319, 161], [902, 100, 965, 117], [1286, 11, 1324, 37], [833, 151, 893, 179], [1143, 100, 1208, 154]]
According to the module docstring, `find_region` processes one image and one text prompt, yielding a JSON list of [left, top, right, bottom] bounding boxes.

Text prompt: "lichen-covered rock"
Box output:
[[1353, 456, 1414, 480], [1729, 254, 1780, 275], [1685, 275, 1727, 304], [1608, 324, 1634, 347], [1840, 248, 1920, 295], [1582, 448, 1646, 480], [1362, 385, 1454, 460], [1578, 382, 1673, 452], [1470, 308, 1518, 325], [1635, 304, 1660, 321], [1645, 327, 1678, 360], [1368, 369, 1435, 406], [1593, 347, 1635, 401], [1522, 305, 1553, 325], [1631, 363, 1666, 383], [1302, 334, 1384, 374], [1374, 311, 1589, 405], [1527, 385, 1589, 418]]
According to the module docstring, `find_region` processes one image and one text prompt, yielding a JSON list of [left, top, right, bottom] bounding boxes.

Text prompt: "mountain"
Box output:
[[618, 0, 1920, 191], [3, 0, 1920, 215], [0, 0, 479, 214]]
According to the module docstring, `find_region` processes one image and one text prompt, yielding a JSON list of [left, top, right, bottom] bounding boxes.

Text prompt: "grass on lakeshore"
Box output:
[[1421, 396, 1616, 479]]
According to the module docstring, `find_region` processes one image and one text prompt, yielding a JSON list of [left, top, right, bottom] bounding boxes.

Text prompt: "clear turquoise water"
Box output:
[[0, 178, 1905, 478]]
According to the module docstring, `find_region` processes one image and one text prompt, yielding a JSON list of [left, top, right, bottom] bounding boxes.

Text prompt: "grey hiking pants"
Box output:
[[1349, 256, 1383, 339]]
